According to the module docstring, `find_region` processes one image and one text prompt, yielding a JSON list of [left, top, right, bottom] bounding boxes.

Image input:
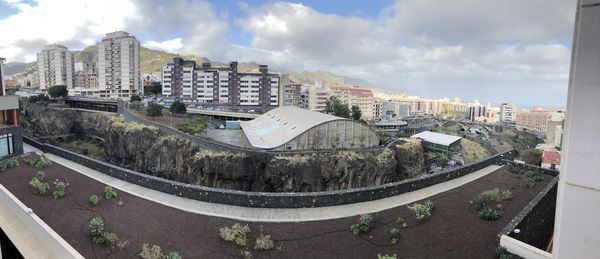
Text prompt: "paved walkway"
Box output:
[[24, 143, 502, 223]]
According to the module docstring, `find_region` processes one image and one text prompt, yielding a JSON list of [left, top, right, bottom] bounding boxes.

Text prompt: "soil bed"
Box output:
[[0, 154, 552, 259]]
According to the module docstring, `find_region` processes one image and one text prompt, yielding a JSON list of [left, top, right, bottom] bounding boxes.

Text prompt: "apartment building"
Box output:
[[500, 103, 517, 122], [307, 81, 330, 112], [36, 44, 74, 90], [348, 87, 374, 119], [74, 71, 99, 89], [96, 31, 141, 100], [516, 109, 564, 133], [283, 83, 302, 107], [161, 58, 279, 111], [373, 98, 383, 119]]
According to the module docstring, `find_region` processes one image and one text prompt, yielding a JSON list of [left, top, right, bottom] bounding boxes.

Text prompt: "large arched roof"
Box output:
[[240, 106, 349, 149]]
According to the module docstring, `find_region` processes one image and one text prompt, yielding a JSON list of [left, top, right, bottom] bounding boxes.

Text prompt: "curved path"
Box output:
[[24, 143, 502, 223]]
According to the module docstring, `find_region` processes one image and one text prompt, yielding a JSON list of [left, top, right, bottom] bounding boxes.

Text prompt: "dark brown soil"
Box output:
[[0, 154, 552, 259]]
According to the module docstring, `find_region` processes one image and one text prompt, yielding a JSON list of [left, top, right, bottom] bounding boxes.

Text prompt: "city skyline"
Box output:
[[0, 0, 576, 107]]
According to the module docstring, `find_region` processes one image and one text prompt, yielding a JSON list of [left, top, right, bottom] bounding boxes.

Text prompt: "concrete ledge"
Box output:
[[0, 183, 84, 259], [500, 235, 552, 259]]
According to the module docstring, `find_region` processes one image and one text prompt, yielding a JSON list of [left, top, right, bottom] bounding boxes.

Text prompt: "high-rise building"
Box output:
[[161, 58, 279, 111], [307, 81, 330, 112], [468, 105, 487, 121], [500, 103, 517, 122], [36, 44, 74, 90], [97, 31, 140, 100], [348, 87, 374, 119]]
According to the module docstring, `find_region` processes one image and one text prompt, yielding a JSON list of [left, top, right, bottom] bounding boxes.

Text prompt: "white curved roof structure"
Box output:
[[240, 106, 345, 149]]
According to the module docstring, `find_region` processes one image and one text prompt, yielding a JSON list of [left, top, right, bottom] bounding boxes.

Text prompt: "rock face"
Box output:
[[21, 106, 426, 192]]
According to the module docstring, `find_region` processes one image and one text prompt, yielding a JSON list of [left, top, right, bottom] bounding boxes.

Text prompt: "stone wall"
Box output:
[[24, 136, 513, 208]]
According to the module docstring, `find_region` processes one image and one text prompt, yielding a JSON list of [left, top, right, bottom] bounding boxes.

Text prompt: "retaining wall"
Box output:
[[498, 176, 559, 250], [501, 160, 560, 177], [24, 136, 514, 208]]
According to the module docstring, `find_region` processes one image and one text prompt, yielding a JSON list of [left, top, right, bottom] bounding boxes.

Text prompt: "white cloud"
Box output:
[[143, 38, 183, 53]]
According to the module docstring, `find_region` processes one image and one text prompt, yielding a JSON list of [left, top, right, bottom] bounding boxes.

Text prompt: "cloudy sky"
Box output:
[[0, 0, 576, 107]]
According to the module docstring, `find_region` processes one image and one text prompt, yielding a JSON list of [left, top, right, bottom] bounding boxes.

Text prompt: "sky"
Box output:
[[0, 0, 577, 108]]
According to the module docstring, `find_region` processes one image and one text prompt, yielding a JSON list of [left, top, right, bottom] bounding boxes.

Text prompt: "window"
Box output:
[[0, 133, 14, 157]]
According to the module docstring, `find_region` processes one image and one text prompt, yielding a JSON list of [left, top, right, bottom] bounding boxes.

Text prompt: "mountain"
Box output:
[[3, 62, 35, 76]]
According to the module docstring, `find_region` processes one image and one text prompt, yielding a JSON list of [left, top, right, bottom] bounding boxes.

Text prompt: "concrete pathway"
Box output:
[[24, 143, 502, 223]]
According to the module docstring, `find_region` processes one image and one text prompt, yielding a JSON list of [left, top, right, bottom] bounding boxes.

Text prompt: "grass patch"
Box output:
[[57, 139, 105, 161], [176, 117, 209, 135], [461, 138, 491, 163]]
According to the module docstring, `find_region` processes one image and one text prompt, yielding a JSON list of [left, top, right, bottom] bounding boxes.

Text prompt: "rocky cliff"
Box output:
[[21, 106, 426, 192]]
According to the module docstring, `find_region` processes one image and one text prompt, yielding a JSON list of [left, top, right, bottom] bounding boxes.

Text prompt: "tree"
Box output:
[[144, 82, 162, 96], [48, 85, 68, 98], [520, 149, 543, 166], [170, 100, 187, 115], [146, 102, 163, 119], [324, 97, 350, 118], [351, 105, 362, 121], [130, 95, 142, 102]]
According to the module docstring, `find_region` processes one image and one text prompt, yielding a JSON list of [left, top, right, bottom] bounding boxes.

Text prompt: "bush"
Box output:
[[52, 179, 68, 199], [170, 100, 187, 115], [130, 95, 142, 102], [104, 186, 117, 199], [219, 223, 251, 246], [89, 217, 116, 246], [89, 217, 104, 236], [90, 195, 100, 206], [480, 189, 512, 203], [140, 243, 162, 259], [48, 85, 68, 98], [146, 102, 163, 119], [526, 171, 544, 182], [388, 228, 400, 244], [129, 101, 144, 111], [377, 254, 397, 259], [407, 200, 434, 222], [241, 250, 253, 259], [0, 159, 19, 172], [396, 217, 407, 228], [29, 172, 49, 195], [254, 234, 274, 250], [478, 208, 501, 221], [25, 154, 52, 169], [350, 214, 373, 236]]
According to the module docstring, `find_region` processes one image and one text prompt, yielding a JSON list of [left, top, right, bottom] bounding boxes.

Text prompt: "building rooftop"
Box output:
[[410, 131, 462, 146], [240, 106, 344, 149], [543, 151, 561, 165]]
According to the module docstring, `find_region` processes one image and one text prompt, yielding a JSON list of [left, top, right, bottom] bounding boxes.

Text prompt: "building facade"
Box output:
[[283, 83, 302, 107], [500, 103, 517, 122], [161, 58, 279, 111], [96, 31, 141, 100], [516, 109, 555, 132], [307, 81, 330, 112], [36, 44, 74, 90]]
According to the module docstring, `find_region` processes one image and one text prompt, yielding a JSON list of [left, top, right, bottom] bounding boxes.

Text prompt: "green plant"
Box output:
[[176, 117, 209, 135], [241, 250, 253, 259], [48, 85, 68, 98], [104, 186, 117, 199], [26, 154, 52, 169], [170, 100, 187, 115], [89, 217, 117, 246], [254, 234, 274, 250], [526, 171, 544, 182], [219, 223, 251, 246], [52, 179, 68, 199], [146, 102, 163, 119], [377, 254, 397, 259], [0, 159, 19, 172], [396, 217, 407, 228], [165, 251, 182, 259], [140, 243, 162, 259], [29, 175, 49, 195], [388, 228, 400, 244], [478, 207, 501, 221], [495, 245, 513, 259], [90, 194, 100, 206], [350, 214, 373, 236], [130, 101, 145, 111], [89, 217, 104, 236], [407, 200, 434, 222], [473, 194, 490, 210], [480, 189, 512, 203]]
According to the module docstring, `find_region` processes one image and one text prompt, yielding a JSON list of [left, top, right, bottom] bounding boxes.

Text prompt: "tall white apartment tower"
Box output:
[[500, 103, 516, 122], [37, 44, 74, 90], [97, 31, 140, 100]]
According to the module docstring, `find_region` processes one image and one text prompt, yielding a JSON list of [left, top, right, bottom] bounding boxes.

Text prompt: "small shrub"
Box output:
[[96, 232, 117, 246], [478, 208, 501, 221], [495, 245, 513, 259], [526, 171, 544, 182], [52, 179, 68, 199], [219, 223, 251, 246], [396, 217, 407, 228], [29, 177, 49, 195], [165, 252, 182, 259], [254, 234, 274, 250], [90, 195, 100, 206], [89, 217, 104, 236], [35, 171, 45, 181], [388, 228, 400, 244], [104, 186, 117, 199], [0, 159, 19, 172], [480, 189, 512, 203], [26, 154, 52, 169], [350, 214, 373, 236], [241, 250, 253, 259], [407, 200, 434, 222], [473, 194, 490, 210], [140, 243, 162, 259], [377, 254, 397, 259]]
